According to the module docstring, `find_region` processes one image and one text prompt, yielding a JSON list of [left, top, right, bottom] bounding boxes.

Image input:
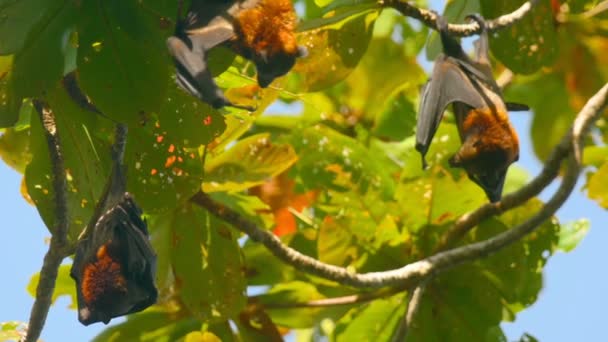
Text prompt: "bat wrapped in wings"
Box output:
[[71, 125, 157, 325], [416, 14, 528, 202], [166, 0, 307, 110]]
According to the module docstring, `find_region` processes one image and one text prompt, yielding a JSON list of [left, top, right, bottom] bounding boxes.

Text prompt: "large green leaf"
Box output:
[[203, 133, 298, 193], [123, 118, 204, 213], [481, 0, 559, 74], [10, 2, 76, 98], [0, 0, 55, 54], [170, 204, 246, 320], [333, 293, 407, 341], [290, 124, 397, 198], [77, 0, 169, 125], [295, 6, 379, 91]]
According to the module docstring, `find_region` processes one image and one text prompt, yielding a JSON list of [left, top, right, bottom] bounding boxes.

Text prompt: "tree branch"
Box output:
[[192, 83, 608, 289], [385, 0, 540, 36], [25, 101, 71, 342], [391, 282, 428, 342]]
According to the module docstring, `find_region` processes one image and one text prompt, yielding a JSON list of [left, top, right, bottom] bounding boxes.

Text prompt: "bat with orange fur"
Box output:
[[71, 125, 157, 325], [167, 0, 307, 110], [416, 14, 527, 202]]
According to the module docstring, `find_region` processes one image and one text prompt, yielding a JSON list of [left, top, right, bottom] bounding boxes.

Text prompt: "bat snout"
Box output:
[[472, 170, 507, 203]]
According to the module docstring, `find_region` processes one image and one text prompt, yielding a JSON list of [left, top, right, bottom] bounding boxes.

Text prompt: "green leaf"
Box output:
[[296, 6, 379, 91], [588, 160, 608, 208], [10, 2, 76, 98], [25, 83, 112, 240], [557, 219, 590, 253], [203, 133, 298, 193], [334, 293, 407, 341], [256, 281, 353, 329], [506, 73, 575, 161], [77, 0, 169, 125], [0, 125, 32, 173], [170, 204, 246, 320], [124, 119, 204, 213], [154, 75, 226, 148], [290, 125, 396, 198], [481, 0, 559, 74], [342, 37, 426, 124], [0, 0, 55, 54], [372, 84, 417, 141], [0, 56, 22, 128], [27, 264, 77, 309], [92, 311, 200, 342]]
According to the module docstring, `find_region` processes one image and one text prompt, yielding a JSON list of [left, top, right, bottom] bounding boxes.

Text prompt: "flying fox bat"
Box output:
[[415, 14, 528, 203], [166, 0, 307, 110], [71, 125, 157, 325]]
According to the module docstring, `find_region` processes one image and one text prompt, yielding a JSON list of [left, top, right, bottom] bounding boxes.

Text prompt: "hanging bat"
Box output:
[[166, 0, 307, 110], [71, 125, 157, 325], [415, 14, 528, 202]]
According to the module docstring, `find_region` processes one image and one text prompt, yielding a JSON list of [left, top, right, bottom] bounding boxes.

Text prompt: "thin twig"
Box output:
[[25, 100, 71, 342], [385, 0, 540, 36], [392, 282, 428, 342], [192, 83, 608, 289], [253, 286, 402, 309]]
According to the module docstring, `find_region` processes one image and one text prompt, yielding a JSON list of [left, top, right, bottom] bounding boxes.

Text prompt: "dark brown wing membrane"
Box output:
[[70, 193, 157, 326], [415, 55, 487, 168]]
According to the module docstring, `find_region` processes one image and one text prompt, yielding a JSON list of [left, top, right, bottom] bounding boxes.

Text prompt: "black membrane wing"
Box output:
[[70, 193, 157, 326], [415, 55, 487, 168]]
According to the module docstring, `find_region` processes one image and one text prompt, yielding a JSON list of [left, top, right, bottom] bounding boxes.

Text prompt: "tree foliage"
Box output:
[[0, 0, 606, 341]]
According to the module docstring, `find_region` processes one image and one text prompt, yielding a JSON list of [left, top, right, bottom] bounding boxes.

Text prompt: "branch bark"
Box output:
[[385, 0, 540, 36], [24, 101, 71, 342]]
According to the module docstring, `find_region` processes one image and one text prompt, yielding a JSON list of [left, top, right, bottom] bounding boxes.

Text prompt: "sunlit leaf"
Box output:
[[333, 293, 406, 341], [557, 219, 590, 253], [588, 160, 608, 207], [295, 6, 379, 91], [203, 133, 298, 193]]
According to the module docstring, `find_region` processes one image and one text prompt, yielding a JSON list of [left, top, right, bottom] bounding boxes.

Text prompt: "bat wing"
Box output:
[[71, 193, 157, 325], [415, 54, 488, 168]]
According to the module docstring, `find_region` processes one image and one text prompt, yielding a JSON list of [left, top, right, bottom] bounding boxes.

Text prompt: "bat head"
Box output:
[[450, 139, 518, 203], [255, 45, 307, 87], [71, 194, 158, 325]]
